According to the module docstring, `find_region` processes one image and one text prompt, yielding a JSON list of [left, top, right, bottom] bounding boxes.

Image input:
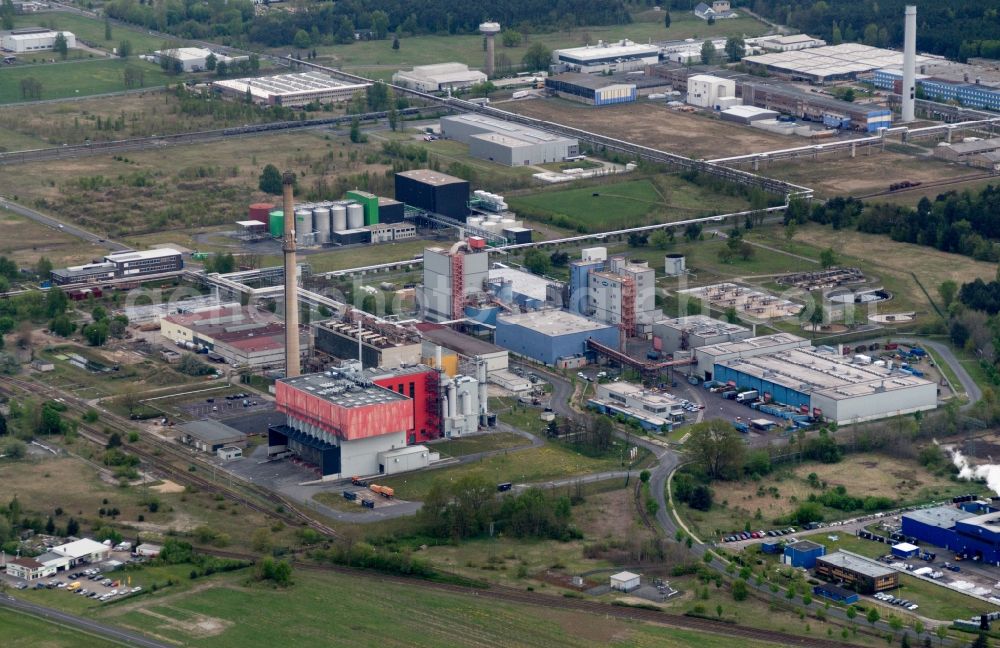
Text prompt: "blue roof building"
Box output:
[[783, 539, 826, 569]]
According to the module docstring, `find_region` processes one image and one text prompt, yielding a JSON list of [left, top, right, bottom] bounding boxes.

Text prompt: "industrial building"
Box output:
[[653, 315, 752, 356], [213, 71, 371, 107], [486, 265, 563, 311], [269, 366, 419, 479], [395, 170, 470, 220], [783, 540, 826, 568], [740, 81, 892, 131], [377, 197, 405, 224], [367, 364, 443, 444], [440, 114, 579, 166], [694, 1, 737, 20], [367, 222, 417, 242], [686, 74, 737, 109], [313, 318, 422, 369], [720, 105, 780, 125], [0, 27, 75, 52], [178, 420, 247, 453], [587, 381, 686, 431], [494, 309, 618, 367], [694, 333, 811, 378], [545, 73, 637, 106], [815, 552, 898, 593], [586, 256, 658, 336], [742, 43, 931, 84], [161, 304, 308, 370], [417, 243, 489, 322], [392, 63, 487, 93], [610, 571, 641, 592], [748, 34, 827, 53], [277, 193, 405, 247], [873, 64, 1000, 112], [153, 47, 244, 73], [902, 505, 1000, 565], [812, 583, 859, 604], [552, 40, 661, 74], [933, 138, 1000, 167], [414, 323, 509, 374], [568, 247, 608, 315], [712, 345, 938, 424], [51, 248, 183, 285], [658, 39, 729, 65]]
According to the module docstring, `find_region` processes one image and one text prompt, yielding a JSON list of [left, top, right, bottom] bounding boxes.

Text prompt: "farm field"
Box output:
[[507, 177, 752, 233], [677, 454, 984, 540], [0, 58, 172, 105], [13, 12, 173, 55], [505, 98, 792, 159], [306, 11, 768, 74]]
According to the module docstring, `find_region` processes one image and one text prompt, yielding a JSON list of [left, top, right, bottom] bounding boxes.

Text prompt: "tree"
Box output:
[[867, 608, 880, 625], [66, 517, 79, 536], [34, 256, 53, 280], [686, 419, 746, 480], [258, 164, 282, 195], [970, 634, 990, 648], [104, 16, 112, 41], [215, 60, 227, 77], [371, 10, 389, 40], [45, 516, 55, 534], [664, 11, 671, 29], [784, 222, 797, 241], [4, 439, 25, 460], [400, 14, 418, 36], [335, 17, 355, 45], [392, 35, 400, 51], [2, 0, 15, 31], [19, 77, 42, 101], [349, 117, 365, 143], [842, 88, 855, 102], [469, 81, 496, 98], [293, 29, 311, 50], [366, 81, 390, 110], [118, 39, 132, 58], [939, 280, 958, 310], [205, 52, 217, 71], [123, 64, 144, 88], [738, 240, 755, 261], [684, 222, 702, 242], [701, 40, 716, 65], [650, 229, 673, 249], [502, 30, 522, 48], [387, 104, 399, 131], [53, 32, 68, 60], [724, 307, 739, 324], [0, 412, 6, 437], [522, 42, 551, 72], [49, 315, 74, 338], [724, 37, 745, 62], [83, 321, 109, 346], [523, 249, 551, 275], [819, 247, 838, 268]]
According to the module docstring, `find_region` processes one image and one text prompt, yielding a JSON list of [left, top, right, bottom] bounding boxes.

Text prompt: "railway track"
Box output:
[[201, 548, 854, 647], [0, 376, 337, 537], [856, 172, 997, 199]]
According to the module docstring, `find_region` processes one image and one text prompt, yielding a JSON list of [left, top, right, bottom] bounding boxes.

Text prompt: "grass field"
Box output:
[[0, 209, 99, 268], [430, 431, 532, 457], [306, 11, 768, 73], [0, 608, 109, 648], [0, 58, 172, 104], [14, 12, 175, 55], [894, 574, 988, 622], [379, 439, 636, 500], [507, 177, 752, 233], [679, 454, 984, 540]]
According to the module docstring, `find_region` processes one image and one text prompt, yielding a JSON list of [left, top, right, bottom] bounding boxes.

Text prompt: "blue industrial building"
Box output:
[[902, 505, 1000, 565], [872, 69, 1000, 112], [712, 362, 812, 410], [494, 309, 618, 366], [783, 540, 826, 568], [569, 257, 605, 315], [891, 542, 919, 559]]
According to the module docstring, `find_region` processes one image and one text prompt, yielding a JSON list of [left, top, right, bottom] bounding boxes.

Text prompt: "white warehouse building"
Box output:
[[392, 63, 487, 93], [588, 256, 658, 334], [653, 315, 752, 356], [440, 114, 579, 167], [687, 74, 737, 109], [552, 39, 661, 74], [1, 28, 75, 53]]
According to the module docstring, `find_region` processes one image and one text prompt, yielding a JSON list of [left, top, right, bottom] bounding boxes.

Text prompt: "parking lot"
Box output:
[[6, 559, 143, 604], [180, 392, 274, 420]]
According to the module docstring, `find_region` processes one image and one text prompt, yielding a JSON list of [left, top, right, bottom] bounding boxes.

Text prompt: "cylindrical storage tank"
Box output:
[[331, 204, 348, 232], [462, 389, 473, 416], [488, 214, 503, 223], [295, 208, 312, 245], [313, 207, 331, 244], [249, 202, 275, 222], [501, 218, 516, 228], [347, 203, 364, 229], [269, 211, 284, 238], [664, 253, 686, 277], [467, 217, 484, 228]]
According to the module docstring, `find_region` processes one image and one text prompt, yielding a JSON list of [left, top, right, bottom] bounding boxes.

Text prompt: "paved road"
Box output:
[[0, 196, 126, 251], [0, 594, 170, 648], [899, 337, 982, 407]]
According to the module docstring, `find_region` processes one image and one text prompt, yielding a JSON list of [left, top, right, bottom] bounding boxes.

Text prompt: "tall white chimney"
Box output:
[[901, 5, 917, 122]]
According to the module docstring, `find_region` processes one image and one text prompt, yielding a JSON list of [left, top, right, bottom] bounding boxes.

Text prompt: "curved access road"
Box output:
[[0, 594, 170, 648]]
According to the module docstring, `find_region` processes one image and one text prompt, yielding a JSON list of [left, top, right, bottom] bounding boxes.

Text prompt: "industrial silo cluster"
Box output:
[[262, 190, 407, 247]]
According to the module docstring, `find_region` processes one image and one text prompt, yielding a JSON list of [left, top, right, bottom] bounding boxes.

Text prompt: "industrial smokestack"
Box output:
[[282, 171, 301, 378], [901, 5, 917, 122]]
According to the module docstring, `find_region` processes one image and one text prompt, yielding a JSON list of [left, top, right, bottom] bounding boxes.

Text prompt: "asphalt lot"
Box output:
[[3, 553, 143, 604], [180, 397, 274, 421]]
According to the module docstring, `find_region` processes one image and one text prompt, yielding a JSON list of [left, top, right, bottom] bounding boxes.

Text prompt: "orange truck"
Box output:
[[370, 484, 394, 499]]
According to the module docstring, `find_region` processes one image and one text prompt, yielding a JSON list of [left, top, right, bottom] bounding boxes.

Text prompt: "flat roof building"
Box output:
[[588, 381, 685, 432], [487, 265, 563, 311], [414, 322, 509, 374], [395, 170, 470, 220], [314, 319, 422, 370], [815, 552, 898, 593], [720, 105, 780, 124], [0, 28, 75, 53], [654, 315, 752, 355], [51, 248, 183, 285], [742, 43, 933, 84], [178, 420, 247, 453], [494, 309, 619, 366], [695, 333, 811, 379], [154, 47, 244, 73], [213, 71, 370, 107], [553, 40, 660, 74], [740, 81, 892, 131], [545, 72, 638, 106], [903, 505, 1000, 565], [441, 114, 579, 166], [392, 63, 487, 93]]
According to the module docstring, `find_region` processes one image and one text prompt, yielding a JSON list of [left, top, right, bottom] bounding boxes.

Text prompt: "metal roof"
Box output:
[[281, 372, 409, 408], [497, 309, 616, 336], [903, 506, 974, 529], [817, 552, 895, 578], [178, 420, 247, 444]]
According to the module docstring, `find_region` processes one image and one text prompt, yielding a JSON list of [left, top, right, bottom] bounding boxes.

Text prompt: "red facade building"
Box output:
[[368, 365, 441, 444]]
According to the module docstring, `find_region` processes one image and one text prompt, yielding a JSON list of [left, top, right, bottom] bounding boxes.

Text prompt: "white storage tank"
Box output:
[[295, 208, 313, 245], [313, 206, 331, 244], [347, 203, 364, 229], [331, 204, 348, 232], [664, 253, 686, 277], [467, 217, 484, 228]]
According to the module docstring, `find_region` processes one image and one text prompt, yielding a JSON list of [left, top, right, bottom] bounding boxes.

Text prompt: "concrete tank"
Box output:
[[664, 253, 686, 277], [295, 208, 313, 245], [350, 203, 366, 228], [312, 207, 331, 244], [331, 204, 348, 232]]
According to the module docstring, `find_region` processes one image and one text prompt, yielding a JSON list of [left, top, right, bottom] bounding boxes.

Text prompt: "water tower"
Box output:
[[479, 21, 501, 78]]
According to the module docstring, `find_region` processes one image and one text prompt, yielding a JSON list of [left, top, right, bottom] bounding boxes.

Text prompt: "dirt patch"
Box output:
[[574, 488, 642, 541], [151, 479, 185, 494], [506, 99, 791, 158]]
